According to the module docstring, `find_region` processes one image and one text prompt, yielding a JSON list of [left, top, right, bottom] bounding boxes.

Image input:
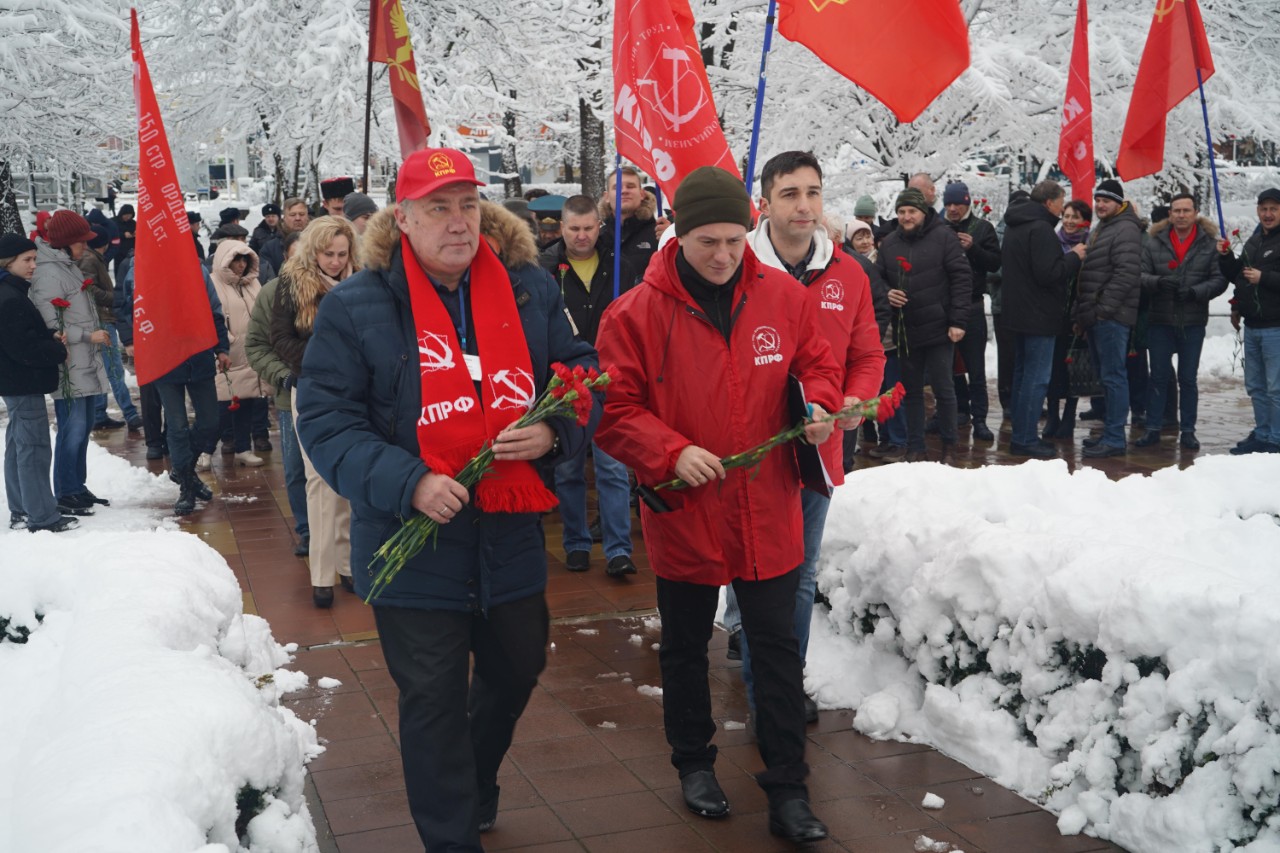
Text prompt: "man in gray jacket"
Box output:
[[1074, 179, 1143, 458]]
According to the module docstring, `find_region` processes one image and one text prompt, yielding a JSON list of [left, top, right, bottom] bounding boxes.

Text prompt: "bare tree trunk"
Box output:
[[502, 90, 523, 199], [0, 162, 24, 235], [290, 145, 303, 199], [579, 97, 605, 198]]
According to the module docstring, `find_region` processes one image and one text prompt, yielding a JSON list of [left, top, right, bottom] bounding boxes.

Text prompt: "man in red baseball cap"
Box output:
[[295, 148, 598, 850]]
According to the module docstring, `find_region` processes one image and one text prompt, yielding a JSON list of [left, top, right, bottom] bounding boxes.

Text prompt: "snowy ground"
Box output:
[[0, 438, 324, 852], [806, 455, 1280, 853]]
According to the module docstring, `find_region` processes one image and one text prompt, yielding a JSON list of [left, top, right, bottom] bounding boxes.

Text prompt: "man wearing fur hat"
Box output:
[[250, 203, 282, 253], [318, 176, 355, 218], [1136, 193, 1226, 450], [1074, 178, 1143, 458], [295, 147, 597, 851], [595, 165, 841, 843]]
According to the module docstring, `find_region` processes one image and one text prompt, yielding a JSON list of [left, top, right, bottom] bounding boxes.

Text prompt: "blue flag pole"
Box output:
[[1195, 68, 1226, 236], [743, 0, 778, 198], [613, 152, 623, 300]]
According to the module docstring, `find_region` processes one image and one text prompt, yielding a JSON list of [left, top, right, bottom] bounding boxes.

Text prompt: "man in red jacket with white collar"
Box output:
[[595, 166, 841, 843]]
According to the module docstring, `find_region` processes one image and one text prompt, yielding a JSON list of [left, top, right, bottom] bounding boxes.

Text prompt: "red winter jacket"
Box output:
[[595, 241, 842, 586], [748, 225, 886, 486]]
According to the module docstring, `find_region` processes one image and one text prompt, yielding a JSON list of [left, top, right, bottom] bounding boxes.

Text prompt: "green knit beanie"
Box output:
[[853, 195, 877, 217], [894, 188, 930, 215], [674, 167, 752, 237]]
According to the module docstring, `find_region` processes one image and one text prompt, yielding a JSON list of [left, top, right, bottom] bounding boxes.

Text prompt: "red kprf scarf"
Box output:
[[402, 234, 558, 513]]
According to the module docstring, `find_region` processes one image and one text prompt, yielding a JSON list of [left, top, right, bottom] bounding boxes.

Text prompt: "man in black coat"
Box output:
[[601, 166, 658, 282], [942, 181, 1002, 441], [875, 188, 972, 464], [1001, 180, 1084, 457], [539, 194, 638, 578], [250, 203, 282, 253]]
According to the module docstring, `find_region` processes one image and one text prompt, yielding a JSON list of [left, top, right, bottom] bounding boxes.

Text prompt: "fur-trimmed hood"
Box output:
[[1147, 215, 1219, 241], [358, 200, 541, 272], [598, 188, 657, 223]]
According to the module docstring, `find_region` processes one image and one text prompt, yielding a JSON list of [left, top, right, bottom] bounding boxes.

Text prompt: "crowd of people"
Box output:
[[2, 147, 1278, 851]]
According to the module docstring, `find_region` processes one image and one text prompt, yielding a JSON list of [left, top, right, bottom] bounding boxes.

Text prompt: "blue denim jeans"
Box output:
[[1088, 320, 1131, 448], [1146, 324, 1205, 433], [554, 442, 632, 558], [1010, 334, 1056, 446], [734, 489, 831, 711], [1244, 326, 1280, 444], [277, 407, 310, 537], [52, 395, 95, 500], [881, 352, 908, 446], [92, 324, 139, 423], [156, 379, 219, 475], [4, 394, 60, 526]]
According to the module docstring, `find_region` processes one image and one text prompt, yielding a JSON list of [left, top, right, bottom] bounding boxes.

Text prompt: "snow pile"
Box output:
[[0, 529, 321, 852], [808, 456, 1280, 853]]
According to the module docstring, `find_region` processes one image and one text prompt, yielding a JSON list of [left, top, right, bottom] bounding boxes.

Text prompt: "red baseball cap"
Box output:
[[398, 148, 485, 200]]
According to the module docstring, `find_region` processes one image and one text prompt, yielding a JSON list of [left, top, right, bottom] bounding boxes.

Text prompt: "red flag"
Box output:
[[612, 0, 741, 203], [776, 0, 969, 123], [1058, 0, 1094, 202], [1116, 0, 1214, 181], [369, 0, 431, 159], [130, 9, 216, 386]]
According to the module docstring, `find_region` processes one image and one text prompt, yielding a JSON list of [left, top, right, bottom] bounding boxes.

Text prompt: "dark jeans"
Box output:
[[52, 396, 94, 500], [216, 397, 268, 453], [375, 594, 549, 853], [880, 351, 908, 446], [953, 308, 989, 425], [277, 407, 309, 537], [1087, 320, 1131, 448], [140, 382, 165, 450], [156, 379, 219, 474], [1146, 324, 1205, 432], [902, 342, 957, 449], [1010, 334, 1056, 446], [656, 571, 808, 806], [4, 394, 59, 526]]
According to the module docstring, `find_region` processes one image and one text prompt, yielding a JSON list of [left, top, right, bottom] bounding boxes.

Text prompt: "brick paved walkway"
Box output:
[[89, 377, 1254, 852]]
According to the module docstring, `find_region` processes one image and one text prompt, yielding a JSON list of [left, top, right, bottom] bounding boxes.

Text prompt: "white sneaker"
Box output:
[[236, 451, 265, 467], [196, 452, 213, 471]]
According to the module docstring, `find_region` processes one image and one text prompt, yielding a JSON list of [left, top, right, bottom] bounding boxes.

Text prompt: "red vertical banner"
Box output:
[[1058, 0, 1094, 202], [612, 0, 741, 203], [130, 9, 216, 385], [1116, 0, 1215, 181], [369, 0, 431, 159]]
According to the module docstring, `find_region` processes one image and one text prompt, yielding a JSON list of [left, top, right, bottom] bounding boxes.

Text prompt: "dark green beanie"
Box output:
[[894, 188, 930, 215], [674, 166, 752, 237]]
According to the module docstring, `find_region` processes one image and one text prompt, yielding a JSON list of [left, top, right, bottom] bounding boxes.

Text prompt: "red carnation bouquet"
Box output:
[[893, 257, 912, 355], [651, 383, 906, 493], [366, 363, 610, 601], [50, 298, 75, 403]]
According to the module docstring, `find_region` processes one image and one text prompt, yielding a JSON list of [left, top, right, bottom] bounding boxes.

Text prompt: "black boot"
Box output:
[[1058, 398, 1078, 437], [1043, 399, 1062, 439], [188, 473, 213, 502], [174, 477, 197, 516]]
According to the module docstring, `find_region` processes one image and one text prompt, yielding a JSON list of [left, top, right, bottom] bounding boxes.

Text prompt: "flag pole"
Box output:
[[1195, 69, 1225, 235], [362, 0, 376, 192], [613, 152, 623, 300], [743, 0, 778, 198]]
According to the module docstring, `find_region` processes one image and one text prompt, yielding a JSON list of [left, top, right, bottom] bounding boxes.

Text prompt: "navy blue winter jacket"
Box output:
[[296, 204, 599, 612]]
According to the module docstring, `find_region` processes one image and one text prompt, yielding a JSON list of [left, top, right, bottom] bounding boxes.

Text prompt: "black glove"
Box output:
[[1178, 283, 1195, 302], [1157, 276, 1180, 295], [283, 374, 297, 392]]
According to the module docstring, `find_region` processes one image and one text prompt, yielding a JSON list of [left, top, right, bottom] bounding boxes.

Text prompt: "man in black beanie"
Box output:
[[594, 165, 841, 844]]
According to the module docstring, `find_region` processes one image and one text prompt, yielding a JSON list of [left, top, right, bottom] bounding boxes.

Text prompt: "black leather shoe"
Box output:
[[146, 445, 165, 460], [1079, 409, 1103, 421], [294, 535, 310, 557], [1009, 441, 1055, 458], [253, 436, 273, 452], [972, 423, 994, 442], [93, 417, 126, 430], [804, 695, 819, 724], [565, 550, 590, 572], [681, 770, 729, 818], [74, 488, 110, 506], [1083, 443, 1126, 458], [188, 476, 213, 502], [1134, 430, 1161, 447], [313, 586, 334, 608], [1180, 431, 1200, 450], [339, 574, 355, 593], [478, 786, 500, 833], [1082, 436, 1103, 448], [726, 629, 742, 661], [768, 798, 828, 843], [606, 555, 638, 577]]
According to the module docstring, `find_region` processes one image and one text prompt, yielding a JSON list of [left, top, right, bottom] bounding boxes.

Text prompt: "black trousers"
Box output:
[[902, 342, 958, 448], [656, 570, 808, 806], [139, 382, 165, 450], [376, 594, 549, 852], [953, 308, 989, 424], [993, 312, 1015, 413]]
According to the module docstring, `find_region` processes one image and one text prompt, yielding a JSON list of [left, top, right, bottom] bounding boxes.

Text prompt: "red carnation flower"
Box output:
[[51, 297, 72, 309], [571, 364, 587, 382], [228, 395, 241, 411], [586, 366, 600, 383], [982, 205, 992, 214], [81, 278, 94, 291], [1064, 356, 1074, 365], [1232, 229, 1241, 237], [1167, 260, 1179, 270], [550, 384, 569, 400], [897, 257, 912, 272]]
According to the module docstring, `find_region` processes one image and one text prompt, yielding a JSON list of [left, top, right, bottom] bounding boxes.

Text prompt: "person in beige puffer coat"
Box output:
[[209, 239, 270, 467]]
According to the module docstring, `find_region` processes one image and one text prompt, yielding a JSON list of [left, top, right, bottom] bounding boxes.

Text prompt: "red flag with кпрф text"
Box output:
[[369, 0, 431, 159], [613, 0, 741, 204], [130, 9, 216, 385], [1116, 0, 1215, 181], [1058, 0, 1094, 202]]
